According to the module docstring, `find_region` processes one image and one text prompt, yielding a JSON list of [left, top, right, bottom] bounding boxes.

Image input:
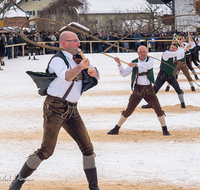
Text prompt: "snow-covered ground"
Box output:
[[0, 52, 200, 187]]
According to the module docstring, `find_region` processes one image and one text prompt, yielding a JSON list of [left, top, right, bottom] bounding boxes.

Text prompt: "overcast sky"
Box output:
[[86, 0, 145, 13], [86, 0, 171, 14], [14, 0, 170, 15]]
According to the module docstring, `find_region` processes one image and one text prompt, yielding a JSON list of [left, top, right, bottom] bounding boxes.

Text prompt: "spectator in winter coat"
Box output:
[[7, 37, 14, 59], [134, 31, 142, 51], [0, 38, 5, 70], [35, 32, 43, 55], [13, 33, 21, 58], [27, 33, 37, 60], [149, 34, 157, 52]]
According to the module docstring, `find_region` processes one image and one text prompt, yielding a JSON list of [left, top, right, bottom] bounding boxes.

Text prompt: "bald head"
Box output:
[[59, 31, 77, 48], [137, 45, 148, 61], [137, 45, 147, 53], [59, 31, 80, 55]]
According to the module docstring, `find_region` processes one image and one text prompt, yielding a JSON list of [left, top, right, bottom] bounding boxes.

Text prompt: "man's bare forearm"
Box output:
[[65, 64, 83, 82]]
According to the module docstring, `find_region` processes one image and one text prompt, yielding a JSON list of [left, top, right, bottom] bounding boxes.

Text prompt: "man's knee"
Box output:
[[152, 102, 165, 117], [121, 110, 132, 118], [156, 111, 165, 118], [35, 147, 55, 160], [82, 145, 94, 156]]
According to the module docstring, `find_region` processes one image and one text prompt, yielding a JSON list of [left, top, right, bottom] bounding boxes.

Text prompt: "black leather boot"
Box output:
[[191, 86, 195, 91], [181, 102, 186, 109], [195, 74, 199, 80], [141, 104, 151, 109], [165, 86, 170, 92], [162, 126, 171, 136], [9, 163, 35, 190], [107, 125, 120, 135], [84, 168, 100, 190]]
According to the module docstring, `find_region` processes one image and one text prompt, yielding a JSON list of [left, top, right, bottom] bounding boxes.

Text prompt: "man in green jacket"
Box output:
[[142, 43, 189, 109]]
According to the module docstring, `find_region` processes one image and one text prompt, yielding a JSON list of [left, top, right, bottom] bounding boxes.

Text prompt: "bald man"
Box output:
[[107, 45, 170, 136], [9, 31, 100, 190]]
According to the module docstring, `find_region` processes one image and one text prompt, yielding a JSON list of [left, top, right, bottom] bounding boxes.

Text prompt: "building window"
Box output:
[[37, 10, 42, 16], [33, 0, 40, 1], [195, 0, 200, 14], [25, 0, 28, 2], [95, 19, 99, 25], [27, 10, 35, 16], [29, 24, 35, 29]]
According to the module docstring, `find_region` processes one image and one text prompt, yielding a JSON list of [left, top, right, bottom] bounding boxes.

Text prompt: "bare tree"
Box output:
[[0, 0, 22, 20], [81, 0, 169, 34], [174, 0, 200, 32], [37, 0, 89, 32], [80, 10, 151, 34]]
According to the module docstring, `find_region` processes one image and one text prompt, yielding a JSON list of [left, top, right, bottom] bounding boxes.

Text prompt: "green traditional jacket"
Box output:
[[131, 57, 155, 90], [160, 56, 176, 75]]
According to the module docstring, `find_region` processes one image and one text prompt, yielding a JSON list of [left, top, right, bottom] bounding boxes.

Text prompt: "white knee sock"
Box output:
[[117, 115, 127, 127], [178, 93, 185, 103], [26, 155, 42, 169], [189, 81, 193, 87], [191, 70, 197, 75], [83, 154, 95, 170], [158, 115, 166, 127]]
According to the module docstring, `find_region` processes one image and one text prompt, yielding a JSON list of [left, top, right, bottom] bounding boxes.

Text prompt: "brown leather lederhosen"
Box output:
[[32, 60, 94, 161], [174, 60, 193, 82], [122, 69, 165, 118]]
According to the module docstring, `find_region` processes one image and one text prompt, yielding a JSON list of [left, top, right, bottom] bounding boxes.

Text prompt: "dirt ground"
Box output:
[[1, 74, 200, 189], [1, 128, 200, 143], [1, 102, 200, 143], [1, 102, 200, 189], [1, 180, 200, 190]]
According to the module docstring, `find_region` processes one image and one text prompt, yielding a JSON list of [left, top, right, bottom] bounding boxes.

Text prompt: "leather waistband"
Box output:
[[47, 95, 77, 106]]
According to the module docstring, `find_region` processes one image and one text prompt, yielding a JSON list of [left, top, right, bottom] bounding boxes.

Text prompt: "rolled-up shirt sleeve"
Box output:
[[48, 57, 71, 84], [118, 65, 132, 77], [163, 47, 184, 61]]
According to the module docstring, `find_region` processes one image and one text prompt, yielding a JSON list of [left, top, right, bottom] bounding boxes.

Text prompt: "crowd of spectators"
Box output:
[[78, 30, 200, 53], [1, 29, 200, 59]]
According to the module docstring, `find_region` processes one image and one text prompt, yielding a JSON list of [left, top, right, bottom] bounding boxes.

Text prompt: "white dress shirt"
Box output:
[[196, 37, 200, 46], [118, 57, 154, 85], [181, 41, 195, 56], [47, 51, 82, 103], [163, 47, 184, 61]]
